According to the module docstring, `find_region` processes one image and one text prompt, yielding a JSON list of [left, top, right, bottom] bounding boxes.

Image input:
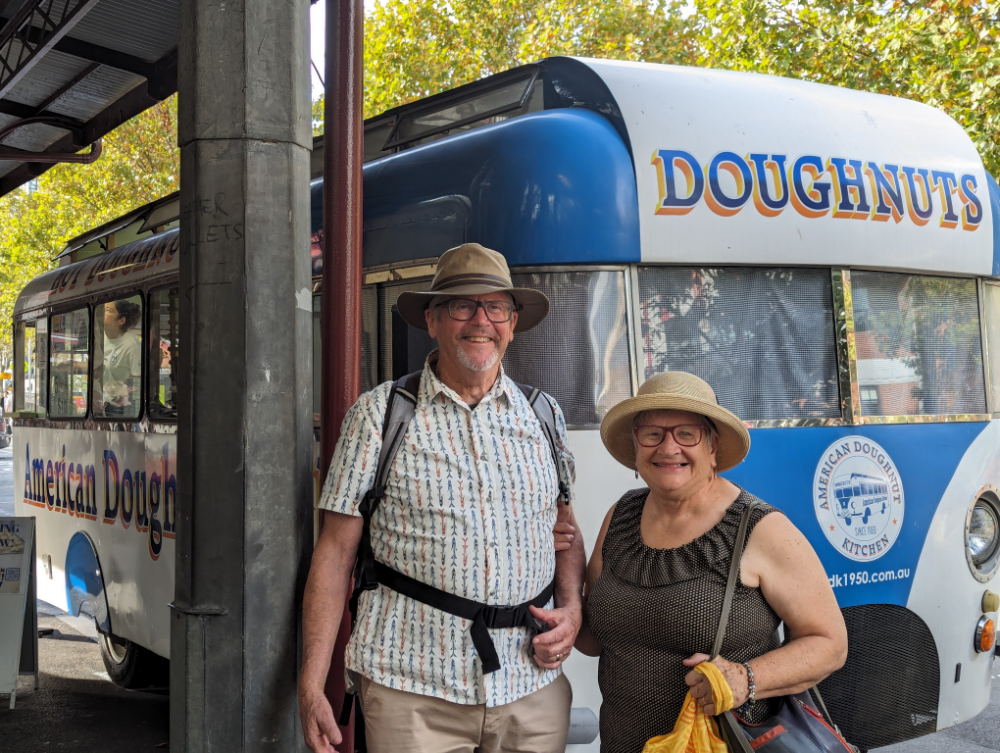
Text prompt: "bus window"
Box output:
[[92, 296, 144, 420], [505, 269, 631, 426], [313, 294, 322, 419], [983, 282, 1000, 413], [362, 285, 377, 392], [14, 318, 46, 414], [49, 307, 90, 418], [148, 288, 179, 421], [637, 267, 840, 422], [852, 272, 985, 417], [380, 280, 433, 383], [312, 285, 377, 409]]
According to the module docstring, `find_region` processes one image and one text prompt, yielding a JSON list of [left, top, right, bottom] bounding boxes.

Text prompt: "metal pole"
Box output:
[[321, 0, 363, 750], [174, 0, 313, 750]]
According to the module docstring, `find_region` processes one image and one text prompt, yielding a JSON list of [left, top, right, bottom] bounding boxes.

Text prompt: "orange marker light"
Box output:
[[975, 617, 995, 653]]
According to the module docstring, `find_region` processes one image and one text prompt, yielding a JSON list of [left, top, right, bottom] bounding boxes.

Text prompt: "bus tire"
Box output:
[[98, 630, 169, 689]]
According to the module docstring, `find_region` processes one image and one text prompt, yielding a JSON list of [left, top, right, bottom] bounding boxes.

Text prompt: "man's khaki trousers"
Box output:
[[359, 673, 572, 753]]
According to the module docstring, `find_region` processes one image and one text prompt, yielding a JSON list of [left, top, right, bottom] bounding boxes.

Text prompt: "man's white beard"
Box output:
[[456, 343, 501, 372]]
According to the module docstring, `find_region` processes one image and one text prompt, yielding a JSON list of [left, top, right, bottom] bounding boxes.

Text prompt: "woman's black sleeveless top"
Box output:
[[587, 488, 781, 753]]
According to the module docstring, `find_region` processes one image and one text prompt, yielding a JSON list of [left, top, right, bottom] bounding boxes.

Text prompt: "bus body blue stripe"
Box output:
[[313, 109, 641, 267], [722, 422, 989, 608]]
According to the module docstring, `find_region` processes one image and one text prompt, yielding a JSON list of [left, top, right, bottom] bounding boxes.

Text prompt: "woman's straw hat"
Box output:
[[600, 372, 751, 472], [396, 243, 549, 332]]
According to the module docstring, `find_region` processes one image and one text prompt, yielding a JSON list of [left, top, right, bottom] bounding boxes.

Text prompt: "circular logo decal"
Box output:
[[813, 436, 904, 562]]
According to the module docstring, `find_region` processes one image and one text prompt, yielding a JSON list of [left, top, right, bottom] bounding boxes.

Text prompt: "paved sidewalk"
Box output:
[[1, 610, 169, 752], [1, 443, 13, 517]]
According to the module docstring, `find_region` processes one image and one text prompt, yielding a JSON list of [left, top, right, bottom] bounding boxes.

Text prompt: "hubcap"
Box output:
[[101, 632, 129, 665]]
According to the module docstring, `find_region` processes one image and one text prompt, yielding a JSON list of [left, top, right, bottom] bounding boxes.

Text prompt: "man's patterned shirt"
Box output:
[[318, 353, 575, 707]]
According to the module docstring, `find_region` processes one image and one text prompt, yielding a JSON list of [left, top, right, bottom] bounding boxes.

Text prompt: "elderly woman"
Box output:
[[573, 372, 847, 753]]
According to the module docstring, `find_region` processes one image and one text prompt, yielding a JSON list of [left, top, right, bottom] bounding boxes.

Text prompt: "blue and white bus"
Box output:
[[13, 57, 1000, 750], [834, 472, 889, 526]]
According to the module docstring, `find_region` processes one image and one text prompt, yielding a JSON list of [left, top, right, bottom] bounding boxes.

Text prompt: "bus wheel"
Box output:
[[98, 630, 169, 689]]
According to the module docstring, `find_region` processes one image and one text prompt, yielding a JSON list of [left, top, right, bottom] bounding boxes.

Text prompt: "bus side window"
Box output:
[[983, 282, 1000, 413], [853, 272, 986, 417], [14, 318, 46, 414], [313, 285, 378, 414], [637, 266, 840, 422], [148, 288, 179, 421], [504, 269, 632, 426], [380, 280, 432, 383], [49, 308, 90, 418], [93, 296, 144, 420]]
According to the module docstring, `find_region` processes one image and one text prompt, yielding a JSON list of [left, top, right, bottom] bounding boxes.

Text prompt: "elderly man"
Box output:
[[300, 243, 586, 753]]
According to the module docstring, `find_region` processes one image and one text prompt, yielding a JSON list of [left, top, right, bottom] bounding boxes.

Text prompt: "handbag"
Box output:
[[711, 501, 858, 753]]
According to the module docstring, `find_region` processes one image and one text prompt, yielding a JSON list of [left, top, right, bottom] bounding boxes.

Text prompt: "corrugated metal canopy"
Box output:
[[0, 0, 177, 197]]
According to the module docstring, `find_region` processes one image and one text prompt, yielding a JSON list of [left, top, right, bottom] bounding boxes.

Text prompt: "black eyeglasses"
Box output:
[[634, 424, 705, 448], [435, 298, 520, 323]]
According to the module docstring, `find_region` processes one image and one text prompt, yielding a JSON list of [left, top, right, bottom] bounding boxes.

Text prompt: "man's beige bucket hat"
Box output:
[[600, 371, 751, 472], [395, 243, 549, 332]]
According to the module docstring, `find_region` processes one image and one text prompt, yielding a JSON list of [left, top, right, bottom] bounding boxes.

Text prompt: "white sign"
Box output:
[[813, 437, 904, 562], [0, 517, 36, 707], [579, 58, 993, 275]]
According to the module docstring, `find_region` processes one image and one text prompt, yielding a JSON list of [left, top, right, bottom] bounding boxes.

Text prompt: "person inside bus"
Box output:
[[99, 299, 142, 416], [299, 243, 586, 753], [571, 371, 847, 753]]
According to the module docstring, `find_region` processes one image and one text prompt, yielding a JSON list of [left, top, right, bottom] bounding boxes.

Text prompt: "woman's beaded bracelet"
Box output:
[[739, 661, 756, 713]]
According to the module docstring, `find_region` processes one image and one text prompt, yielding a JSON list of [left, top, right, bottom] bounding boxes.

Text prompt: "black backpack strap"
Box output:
[[350, 371, 421, 611], [515, 382, 570, 503], [340, 370, 421, 725]]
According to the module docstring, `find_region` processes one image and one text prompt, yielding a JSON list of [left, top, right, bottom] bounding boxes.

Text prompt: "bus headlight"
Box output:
[[966, 492, 1000, 582]]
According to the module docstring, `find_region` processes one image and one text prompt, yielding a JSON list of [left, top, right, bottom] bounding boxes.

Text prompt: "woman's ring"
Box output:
[[555, 653, 562, 661]]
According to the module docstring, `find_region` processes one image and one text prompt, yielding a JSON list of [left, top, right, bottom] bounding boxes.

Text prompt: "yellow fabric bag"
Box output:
[[641, 661, 734, 753]]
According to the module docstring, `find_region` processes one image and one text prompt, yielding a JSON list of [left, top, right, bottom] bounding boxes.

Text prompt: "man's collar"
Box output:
[[420, 349, 514, 408]]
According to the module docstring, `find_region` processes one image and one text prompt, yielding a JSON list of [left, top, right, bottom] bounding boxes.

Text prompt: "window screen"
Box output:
[[149, 288, 179, 420], [379, 279, 433, 383], [505, 270, 632, 426], [93, 296, 144, 419], [852, 272, 986, 416], [985, 283, 1000, 413], [361, 285, 378, 392], [313, 294, 322, 417], [49, 307, 90, 418], [387, 72, 535, 148], [15, 319, 46, 414], [638, 267, 839, 421]]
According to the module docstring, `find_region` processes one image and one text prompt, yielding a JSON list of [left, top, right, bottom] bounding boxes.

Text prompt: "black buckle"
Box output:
[[484, 604, 526, 629]]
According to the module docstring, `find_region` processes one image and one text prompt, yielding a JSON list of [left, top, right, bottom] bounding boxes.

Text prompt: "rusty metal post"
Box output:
[[321, 0, 363, 749]]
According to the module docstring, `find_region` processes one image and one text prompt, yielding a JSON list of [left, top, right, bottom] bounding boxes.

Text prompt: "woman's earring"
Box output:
[[635, 470, 639, 479]]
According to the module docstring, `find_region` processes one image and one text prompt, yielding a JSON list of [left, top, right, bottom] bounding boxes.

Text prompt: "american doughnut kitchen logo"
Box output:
[[813, 437, 904, 562]]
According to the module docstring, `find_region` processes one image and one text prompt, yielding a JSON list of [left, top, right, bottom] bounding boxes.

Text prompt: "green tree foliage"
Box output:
[[362, 0, 695, 119], [5, 2, 998, 357], [313, 93, 325, 137], [690, 0, 1000, 177], [361, 0, 1000, 175], [0, 97, 179, 362]]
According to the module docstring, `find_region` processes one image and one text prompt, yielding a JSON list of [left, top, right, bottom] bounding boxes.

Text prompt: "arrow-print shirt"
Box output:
[[318, 351, 575, 707]]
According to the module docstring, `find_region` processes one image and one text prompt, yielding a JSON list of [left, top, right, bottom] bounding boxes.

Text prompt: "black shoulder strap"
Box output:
[[351, 371, 420, 602], [711, 500, 761, 660], [515, 382, 570, 503]]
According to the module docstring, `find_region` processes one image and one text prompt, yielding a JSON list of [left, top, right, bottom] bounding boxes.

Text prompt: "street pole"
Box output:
[[174, 1, 313, 750], [321, 0, 363, 749]]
